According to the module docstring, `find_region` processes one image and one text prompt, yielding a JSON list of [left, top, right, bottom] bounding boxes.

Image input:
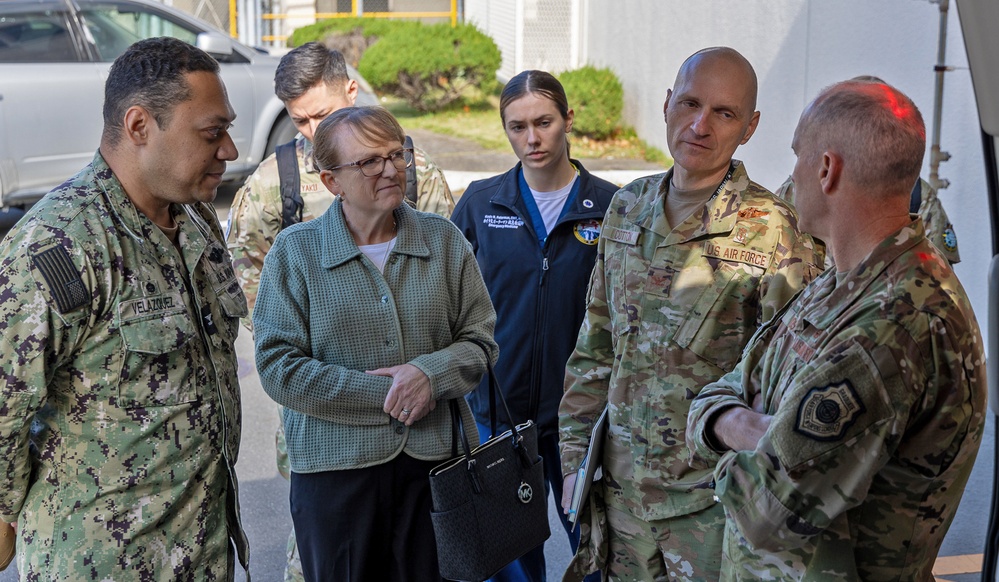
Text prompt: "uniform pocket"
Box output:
[[673, 261, 762, 372], [117, 296, 199, 408]]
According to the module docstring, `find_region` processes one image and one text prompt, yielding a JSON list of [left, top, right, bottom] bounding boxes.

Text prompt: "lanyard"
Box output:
[[517, 166, 581, 247]]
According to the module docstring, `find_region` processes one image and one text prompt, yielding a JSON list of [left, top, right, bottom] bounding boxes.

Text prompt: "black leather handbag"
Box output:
[[429, 343, 551, 581]]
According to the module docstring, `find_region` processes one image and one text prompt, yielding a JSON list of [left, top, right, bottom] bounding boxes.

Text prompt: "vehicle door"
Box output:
[[0, 0, 105, 205], [76, 1, 257, 168], [954, 2, 999, 579]]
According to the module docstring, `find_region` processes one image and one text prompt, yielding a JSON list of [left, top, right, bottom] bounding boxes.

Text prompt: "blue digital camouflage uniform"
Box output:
[[558, 161, 823, 580], [0, 152, 249, 580], [687, 219, 985, 581]]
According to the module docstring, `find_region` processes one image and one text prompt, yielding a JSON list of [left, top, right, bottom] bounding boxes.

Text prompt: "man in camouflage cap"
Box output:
[[557, 47, 822, 580], [0, 37, 249, 579], [687, 79, 985, 580], [224, 41, 454, 582]]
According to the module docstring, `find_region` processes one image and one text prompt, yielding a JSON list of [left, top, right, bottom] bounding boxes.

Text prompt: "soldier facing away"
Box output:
[[687, 80, 986, 580], [0, 37, 249, 580], [557, 47, 823, 580]]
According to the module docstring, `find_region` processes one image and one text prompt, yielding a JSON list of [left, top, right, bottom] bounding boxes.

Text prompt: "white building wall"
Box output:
[[580, 0, 990, 340], [466, 0, 520, 80]]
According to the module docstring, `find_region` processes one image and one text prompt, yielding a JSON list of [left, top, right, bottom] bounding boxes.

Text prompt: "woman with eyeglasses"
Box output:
[[253, 106, 498, 581], [451, 70, 617, 582]]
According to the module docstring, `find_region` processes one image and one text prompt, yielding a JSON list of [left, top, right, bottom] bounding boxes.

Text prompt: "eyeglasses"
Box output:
[[328, 148, 413, 177]]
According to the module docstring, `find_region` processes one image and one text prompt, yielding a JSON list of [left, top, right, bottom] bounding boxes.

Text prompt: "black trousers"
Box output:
[[290, 454, 444, 582]]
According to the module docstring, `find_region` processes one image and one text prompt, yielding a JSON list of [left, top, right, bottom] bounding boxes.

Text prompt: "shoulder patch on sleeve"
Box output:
[[31, 245, 88, 314], [942, 223, 958, 253], [771, 341, 896, 475], [795, 379, 866, 441]]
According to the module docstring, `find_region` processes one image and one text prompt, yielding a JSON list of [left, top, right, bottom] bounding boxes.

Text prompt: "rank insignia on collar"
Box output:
[[795, 380, 865, 441]]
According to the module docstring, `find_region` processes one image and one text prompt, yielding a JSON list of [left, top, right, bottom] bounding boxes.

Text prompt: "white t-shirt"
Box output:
[[530, 174, 578, 236], [358, 237, 397, 274]]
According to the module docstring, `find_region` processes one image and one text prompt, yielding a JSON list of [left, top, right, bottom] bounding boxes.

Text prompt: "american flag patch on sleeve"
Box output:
[[32, 245, 88, 314]]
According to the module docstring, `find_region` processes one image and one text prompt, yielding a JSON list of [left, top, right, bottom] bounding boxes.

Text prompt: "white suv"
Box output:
[[0, 0, 374, 230]]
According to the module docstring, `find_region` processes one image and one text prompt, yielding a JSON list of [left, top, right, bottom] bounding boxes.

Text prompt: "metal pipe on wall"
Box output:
[[929, 0, 952, 192]]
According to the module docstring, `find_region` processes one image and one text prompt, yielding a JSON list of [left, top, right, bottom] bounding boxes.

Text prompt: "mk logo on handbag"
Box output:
[[517, 481, 533, 504]]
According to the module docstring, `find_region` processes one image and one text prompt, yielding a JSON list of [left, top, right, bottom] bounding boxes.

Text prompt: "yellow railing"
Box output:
[[253, 0, 458, 43]]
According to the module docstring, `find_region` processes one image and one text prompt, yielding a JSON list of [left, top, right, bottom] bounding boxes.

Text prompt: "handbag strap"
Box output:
[[465, 338, 520, 440], [448, 339, 532, 471]]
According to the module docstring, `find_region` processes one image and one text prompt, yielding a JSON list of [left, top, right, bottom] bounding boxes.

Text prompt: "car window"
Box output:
[[79, 4, 198, 62], [0, 8, 81, 63]]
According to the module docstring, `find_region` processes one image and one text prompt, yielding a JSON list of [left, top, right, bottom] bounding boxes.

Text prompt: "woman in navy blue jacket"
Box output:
[[451, 70, 617, 582]]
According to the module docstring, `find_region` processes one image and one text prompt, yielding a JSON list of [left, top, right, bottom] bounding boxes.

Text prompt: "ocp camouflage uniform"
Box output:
[[775, 176, 960, 265], [687, 219, 985, 581], [225, 133, 453, 582], [0, 152, 249, 580], [915, 178, 960, 264], [558, 161, 823, 580]]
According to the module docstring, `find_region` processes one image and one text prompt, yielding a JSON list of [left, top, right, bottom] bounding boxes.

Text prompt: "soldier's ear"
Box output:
[[123, 106, 152, 145], [320, 169, 343, 196], [819, 151, 843, 194], [345, 80, 358, 107], [741, 111, 761, 145]]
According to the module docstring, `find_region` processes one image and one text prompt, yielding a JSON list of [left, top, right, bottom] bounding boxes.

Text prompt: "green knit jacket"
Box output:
[[254, 198, 497, 473]]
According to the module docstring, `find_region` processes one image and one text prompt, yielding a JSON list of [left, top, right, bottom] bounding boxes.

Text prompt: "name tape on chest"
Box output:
[[120, 294, 181, 320], [703, 241, 771, 269], [603, 226, 639, 245]]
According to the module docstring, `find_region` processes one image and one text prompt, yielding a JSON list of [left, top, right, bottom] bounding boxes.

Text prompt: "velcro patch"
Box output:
[[795, 380, 866, 441], [703, 241, 771, 269], [603, 226, 639, 245], [31, 245, 88, 314]]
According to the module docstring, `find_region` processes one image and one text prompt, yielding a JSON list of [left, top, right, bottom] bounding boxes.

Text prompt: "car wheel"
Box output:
[[265, 114, 298, 158]]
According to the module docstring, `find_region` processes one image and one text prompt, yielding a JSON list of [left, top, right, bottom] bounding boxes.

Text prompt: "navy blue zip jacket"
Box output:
[[451, 160, 618, 437]]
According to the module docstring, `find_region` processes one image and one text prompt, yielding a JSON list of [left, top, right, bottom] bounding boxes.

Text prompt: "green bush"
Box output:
[[358, 22, 501, 112], [288, 18, 420, 48], [559, 66, 623, 140], [288, 18, 423, 67]]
